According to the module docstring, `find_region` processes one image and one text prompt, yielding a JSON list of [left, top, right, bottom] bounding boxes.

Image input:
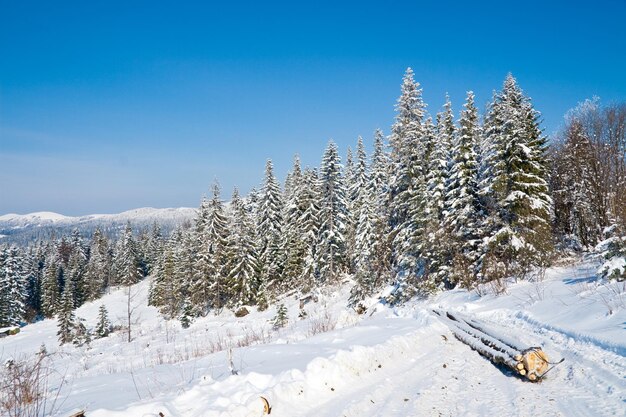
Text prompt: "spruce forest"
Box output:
[[1, 69, 625, 341]]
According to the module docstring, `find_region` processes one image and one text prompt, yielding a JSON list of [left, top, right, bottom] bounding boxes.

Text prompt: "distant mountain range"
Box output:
[[0, 207, 197, 245]]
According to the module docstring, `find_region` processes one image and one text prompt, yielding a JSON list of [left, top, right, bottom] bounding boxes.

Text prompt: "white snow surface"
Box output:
[[1, 260, 624, 416]]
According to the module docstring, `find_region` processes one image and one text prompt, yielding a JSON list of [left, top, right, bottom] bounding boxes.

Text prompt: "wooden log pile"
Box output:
[[433, 310, 559, 382]]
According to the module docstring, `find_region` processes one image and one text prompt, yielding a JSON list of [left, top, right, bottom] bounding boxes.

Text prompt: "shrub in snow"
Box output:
[[234, 306, 250, 318], [73, 318, 91, 347], [598, 235, 626, 281]]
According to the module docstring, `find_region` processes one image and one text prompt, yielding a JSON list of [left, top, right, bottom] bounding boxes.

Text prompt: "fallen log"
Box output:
[[433, 310, 562, 382]]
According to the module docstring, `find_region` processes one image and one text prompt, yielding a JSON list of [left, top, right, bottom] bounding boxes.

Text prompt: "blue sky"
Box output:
[[1, 0, 625, 215]]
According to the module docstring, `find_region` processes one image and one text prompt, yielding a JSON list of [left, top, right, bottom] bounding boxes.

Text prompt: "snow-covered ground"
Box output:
[[1, 258, 624, 416]]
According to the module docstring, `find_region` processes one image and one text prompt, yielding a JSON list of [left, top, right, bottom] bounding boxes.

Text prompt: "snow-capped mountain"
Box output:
[[0, 207, 197, 244]]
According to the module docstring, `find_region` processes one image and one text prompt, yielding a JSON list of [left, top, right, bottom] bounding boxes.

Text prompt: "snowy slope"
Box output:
[[1, 259, 624, 416]]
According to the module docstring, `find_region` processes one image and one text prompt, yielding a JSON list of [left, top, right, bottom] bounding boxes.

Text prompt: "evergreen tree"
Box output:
[[41, 254, 61, 318], [388, 68, 429, 295], [346, 136, 368, 272], [282, 156, 308, 288], [480, 74, 553, 280], [94, 304, 111, 338], [317, 141, 349, 283], [199, 183, 231, 312], [420, 103, 455, 290], [0, 247, 27, 326], [553, 119, 599, 246], [227, 188, 259, 306], [115, 223, 142, 286], [272, 303, 288, 329], [297, 168, 322, 291], [150, 231, 184, 319], [56, 288, 76, 345], [179, 297, 193, 329], [444, 91, 484, 286], [257, 159, 285, 295], [84, 228, 110, 301]]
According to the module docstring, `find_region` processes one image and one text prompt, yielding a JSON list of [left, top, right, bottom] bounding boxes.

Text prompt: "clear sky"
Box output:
[[1, 0, 625, 215]]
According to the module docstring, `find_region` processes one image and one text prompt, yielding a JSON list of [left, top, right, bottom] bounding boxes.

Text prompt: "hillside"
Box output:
[[1, 257, 624, 416], [0, 207, 196, 244]]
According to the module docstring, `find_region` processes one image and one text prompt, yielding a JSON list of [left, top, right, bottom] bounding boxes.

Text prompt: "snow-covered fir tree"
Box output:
[[296, 168, 322, 291], [201, 183, 231, 312], [84, 228, 110, 301], [40, 251, 61, 318], [227, 188, 259, 306], [57, 288, 76, 345], [317, 141, 349, 283], [444, 91, 484, 287], [388, 68, 429, 298], [273, 303, 288, 329], [115, 223, 143, 287], [94, 304, 111, 338], [0, 247, 27, 326], [480, 74, 553, 280], [418, 100, 456, 291], [257, 159, 285, 296]]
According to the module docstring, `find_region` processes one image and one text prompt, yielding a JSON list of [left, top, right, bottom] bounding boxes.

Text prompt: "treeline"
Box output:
[[1, 69, 625, 331], [0, 225, 163, 327]]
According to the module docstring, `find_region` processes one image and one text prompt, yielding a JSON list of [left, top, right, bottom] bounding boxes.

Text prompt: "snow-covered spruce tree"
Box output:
[[179, 297, 193, 329], [282, 156, 308, 289], [115, 223, 143, 287], [40, 252, 61, 318], [296, 168, 322, 292], [144, 222, 164, 276], [0, 247, 27, 326], [480, 74, 553, 281], [23, 246, 43, 322], [346, 137, 369, 272], [227, 188, 259, 306], [283, 155, 305, 289], [370, 129, 391, 207], [272, 303, 288, 329], [150, 231, 184, 319], [349, 179, 377, 305], [551, 118, 600, 247], [56, 288, 76, 345], [405, 116, 438, 289], [283, 154, 303, 206], [444, 91, 485, 287], [420, 99, 455, 291], [190, 195, 212, 314], [388, 68, 429, 300], [84, 228, 110, 301], [202, 183, 231, 312], [257, 159, 285, 298], [115, 223, 143, 342], [65, 251, 85, 310], [367, 129, 393, 289], [351, 129, 393, 304], [94, 304, 111, 338], [317, 141, 349, 283]]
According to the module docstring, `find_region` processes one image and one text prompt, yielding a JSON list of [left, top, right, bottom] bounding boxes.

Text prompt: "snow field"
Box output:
[[1, 260, 625, 416]]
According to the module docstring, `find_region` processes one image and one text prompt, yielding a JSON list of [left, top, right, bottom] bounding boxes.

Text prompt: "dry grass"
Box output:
[[0, 353, 64, 417]]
